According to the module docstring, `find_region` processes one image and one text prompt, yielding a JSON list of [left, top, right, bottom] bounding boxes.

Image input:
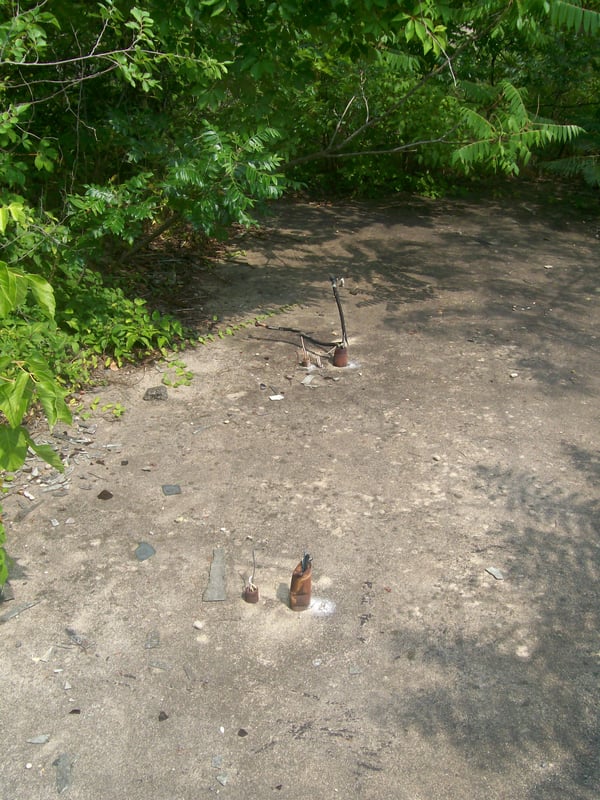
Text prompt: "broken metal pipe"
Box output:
[[330, 276, 349, 366]]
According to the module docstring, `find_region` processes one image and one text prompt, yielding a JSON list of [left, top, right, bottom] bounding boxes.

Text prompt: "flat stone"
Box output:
[[144, 630, 160, 649], [135, 542, 156, 561], [143, 386, 168, 401], [486, 566, 505, 580], [53, 753, 73, 794], [203, 547, 227, 601], [27, 734, 50, 744]]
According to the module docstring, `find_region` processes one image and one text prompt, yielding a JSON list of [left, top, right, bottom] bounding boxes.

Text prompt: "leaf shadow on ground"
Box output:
[[143, 190, 597, 382], [375, 446, 600, 799]]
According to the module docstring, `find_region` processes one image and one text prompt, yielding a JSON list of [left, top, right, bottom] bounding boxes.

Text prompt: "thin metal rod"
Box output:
[[330, 276, 348, 346]]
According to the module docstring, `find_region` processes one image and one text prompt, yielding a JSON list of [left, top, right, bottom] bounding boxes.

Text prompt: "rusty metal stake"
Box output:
[[330, 276, 349, 366], [243, 549, 259, 603]]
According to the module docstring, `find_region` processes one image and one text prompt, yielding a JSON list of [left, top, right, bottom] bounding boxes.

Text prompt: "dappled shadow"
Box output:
[[563, 443, 600, 487], [376, 445, 600, 798], [138, 188, 598, 383]]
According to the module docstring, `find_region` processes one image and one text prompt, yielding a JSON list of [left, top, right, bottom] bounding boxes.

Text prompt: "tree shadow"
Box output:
[[143, 189, 598, 376], [374, 443, 600, 797]]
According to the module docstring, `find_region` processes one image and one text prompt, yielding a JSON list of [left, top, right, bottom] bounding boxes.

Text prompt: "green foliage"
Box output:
[[0, 199, 186, 385], [452, 81, 585, 175], [0, 259, 71, 586], [550, 0, 600, 33], [55, 268, 186, 369], [160, 358, 194, 387], [3, 0, 597, 237]]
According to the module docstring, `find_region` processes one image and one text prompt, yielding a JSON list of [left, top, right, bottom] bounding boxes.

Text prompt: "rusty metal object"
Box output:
[[243, 584, 259, 603], [289, 553, 312, 611], [243, 549, 259, 603], [330, 276, 349, 366], [333, 345, 348, 367]]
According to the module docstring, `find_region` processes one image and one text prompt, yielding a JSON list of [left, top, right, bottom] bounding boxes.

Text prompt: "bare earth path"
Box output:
[[1, 188, 599, 799]]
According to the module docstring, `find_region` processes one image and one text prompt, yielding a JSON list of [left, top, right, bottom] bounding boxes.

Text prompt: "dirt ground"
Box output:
[[1, 186, 599, 800]]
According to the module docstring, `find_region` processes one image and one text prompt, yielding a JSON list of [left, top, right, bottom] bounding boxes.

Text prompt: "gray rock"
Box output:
[[53, 753, 74, 793], [135, 542, 156, 561], [143, 386, 168, 401], [203, 547, 227, 601]]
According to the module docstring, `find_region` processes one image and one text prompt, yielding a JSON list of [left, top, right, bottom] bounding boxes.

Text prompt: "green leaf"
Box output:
[[27, 274, 56, 318], [0, 371, 33, 428], [0, 262, 17, 316], [0, 263, 27, 317], [35, 377, 72, 429], [0, 426, 31, 471], [26, 440, 64, 472], [550, 1, 600, 35], [0, 540, 7, 587]]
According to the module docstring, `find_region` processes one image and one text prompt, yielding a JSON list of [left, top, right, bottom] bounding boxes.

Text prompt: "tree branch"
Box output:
[[285, 128, 460, 167], [284, 6, 515, 171]]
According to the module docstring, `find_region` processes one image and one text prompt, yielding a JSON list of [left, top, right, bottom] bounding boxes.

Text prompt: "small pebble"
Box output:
[[486, 566, 505, 580], [27, 734, 50, 744], [135, 542, 155, 561], [143, 386, 168, 401], [144, 630, 160, 649]]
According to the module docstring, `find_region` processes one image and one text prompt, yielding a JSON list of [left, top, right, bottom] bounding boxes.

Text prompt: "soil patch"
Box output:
[[1, 187, 599, 799]]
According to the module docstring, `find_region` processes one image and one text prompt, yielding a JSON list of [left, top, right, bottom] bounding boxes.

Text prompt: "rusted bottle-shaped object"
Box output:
[[289, 553, 312, 611], [243, 583, 259, 603], [333, 344, 348, 367], [243, 549, 259, 603]]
